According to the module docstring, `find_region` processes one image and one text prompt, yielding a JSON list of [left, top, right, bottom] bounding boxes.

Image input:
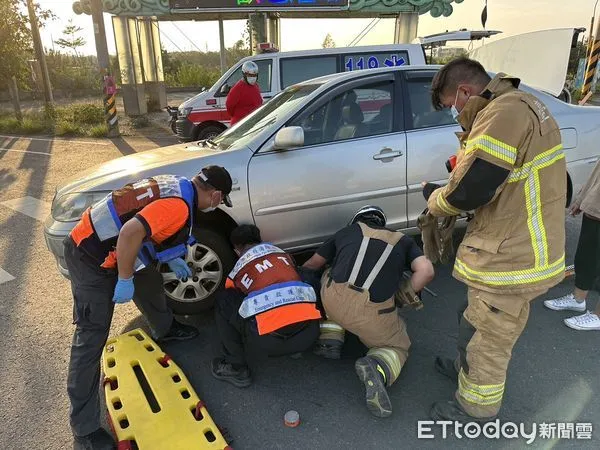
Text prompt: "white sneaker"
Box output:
[[564, 311, 600, 331], [543, 294, 586, 312]]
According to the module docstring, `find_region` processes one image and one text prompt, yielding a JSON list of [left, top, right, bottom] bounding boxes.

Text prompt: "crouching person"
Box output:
[[212, 225, 322, 387], [302, 206, 435, 418]]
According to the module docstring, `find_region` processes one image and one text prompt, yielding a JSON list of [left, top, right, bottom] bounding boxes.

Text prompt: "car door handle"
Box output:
[[373, 148, 403, 161]]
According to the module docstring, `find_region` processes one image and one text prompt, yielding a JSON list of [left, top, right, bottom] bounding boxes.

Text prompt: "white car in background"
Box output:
[[45, 65, 600, 314]]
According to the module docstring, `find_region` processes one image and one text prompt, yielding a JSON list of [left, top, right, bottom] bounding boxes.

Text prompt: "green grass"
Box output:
[[89, 124, 109, 138], [0, 103, 109, 138]]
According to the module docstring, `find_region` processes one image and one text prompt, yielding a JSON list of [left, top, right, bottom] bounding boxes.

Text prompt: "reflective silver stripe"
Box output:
[[454, 255, 565, 285], [156, 175, 184, 198], [238, 283, 317, 318], [89, 196, 120, 242], [465, 135, 518, 165], [525, 173, 547, 266], [348, 237, 369, 286], [362, 243, 394, 291], [228, 243, 286, 279], [320, 323, 345, 331], [133, 258, 146, 272], [508, 145, 564, 182]]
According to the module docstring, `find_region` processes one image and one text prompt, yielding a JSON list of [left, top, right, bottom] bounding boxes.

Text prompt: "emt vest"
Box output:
[[228, 243, 321, 335], [71, 175, 195, 271]]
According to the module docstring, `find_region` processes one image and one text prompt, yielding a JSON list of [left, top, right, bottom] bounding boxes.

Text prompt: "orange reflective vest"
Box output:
[[227, 243, 321, 335]]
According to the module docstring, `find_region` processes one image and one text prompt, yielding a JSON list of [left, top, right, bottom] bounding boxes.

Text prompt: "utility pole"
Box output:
[[582, 12, 600, 98], [90, 0, 119, 136], [26, 0, 53, 110], [218, 19, 226, 75]]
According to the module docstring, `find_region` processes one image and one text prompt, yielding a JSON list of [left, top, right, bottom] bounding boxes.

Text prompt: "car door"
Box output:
[[403, 70, 462, 227], [215, 58, 275, 112], [247, 73, 408, 251]]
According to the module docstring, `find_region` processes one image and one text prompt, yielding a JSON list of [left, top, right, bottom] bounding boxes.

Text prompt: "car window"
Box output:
[[223, 59, 273, 93], [290, 80, 394, 146], [211, 83, 321, 151], [406, 77, 454, 129], [280, 56, 337, 89]]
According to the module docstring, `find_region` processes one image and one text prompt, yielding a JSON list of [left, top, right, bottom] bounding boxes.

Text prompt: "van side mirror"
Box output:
[[220, 84, 230, 95], [274, 126, 304, 150]]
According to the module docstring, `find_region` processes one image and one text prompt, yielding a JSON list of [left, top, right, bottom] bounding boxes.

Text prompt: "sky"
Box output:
[[36, 0, 596, 56]]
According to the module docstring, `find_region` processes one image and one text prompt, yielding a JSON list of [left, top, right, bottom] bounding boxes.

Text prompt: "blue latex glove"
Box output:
[[113, 277, 134, 304], [167, 258, 192, 280]]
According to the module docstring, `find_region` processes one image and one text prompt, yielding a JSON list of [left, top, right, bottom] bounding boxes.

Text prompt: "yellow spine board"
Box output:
[[101, 328, 229, 450]]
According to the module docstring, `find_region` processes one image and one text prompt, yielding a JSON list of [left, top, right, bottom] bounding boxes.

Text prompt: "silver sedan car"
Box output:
[[44, 65, 600, 314]]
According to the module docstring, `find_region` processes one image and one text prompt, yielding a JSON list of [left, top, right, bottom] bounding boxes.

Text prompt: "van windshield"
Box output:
[[210, 84, 321, 151]]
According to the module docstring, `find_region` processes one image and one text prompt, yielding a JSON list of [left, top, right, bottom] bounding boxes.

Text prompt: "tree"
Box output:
[[322, 33, 336, 48], [0, 0, 33, 88], [54, 19, 86, 57]]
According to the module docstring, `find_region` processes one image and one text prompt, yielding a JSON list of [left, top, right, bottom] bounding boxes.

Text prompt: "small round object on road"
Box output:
[[284, 410, 300, 427]]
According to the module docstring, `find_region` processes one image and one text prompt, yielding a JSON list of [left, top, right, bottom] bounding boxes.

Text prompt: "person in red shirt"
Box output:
[[226, 61, 263, 126]]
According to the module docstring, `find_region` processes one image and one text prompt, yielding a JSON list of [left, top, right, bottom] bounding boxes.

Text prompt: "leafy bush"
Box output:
[[89, 124, 108, 138], [0, 116, 21, 133], [20, 117, 49, 134], [165, 63, 220, 88], [0, 113, 50, 134], [54, 103, 104, 126], [54, 119, 82, 136]]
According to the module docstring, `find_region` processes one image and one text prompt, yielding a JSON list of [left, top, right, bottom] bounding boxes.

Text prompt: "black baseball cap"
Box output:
[[193, 166, 233, 207]]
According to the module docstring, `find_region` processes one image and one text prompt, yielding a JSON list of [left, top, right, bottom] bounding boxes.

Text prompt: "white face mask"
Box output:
[[451, 89, 461, 121], [201, 193, 217, 213], [246, 76, 257, 85]]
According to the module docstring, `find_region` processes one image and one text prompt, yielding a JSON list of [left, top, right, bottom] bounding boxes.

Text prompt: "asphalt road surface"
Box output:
[[0, 134, 598, 450]]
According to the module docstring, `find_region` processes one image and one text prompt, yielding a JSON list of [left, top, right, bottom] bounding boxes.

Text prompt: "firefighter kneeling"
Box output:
[[212, 225, 322, 387], [302, 206, 435, 418]]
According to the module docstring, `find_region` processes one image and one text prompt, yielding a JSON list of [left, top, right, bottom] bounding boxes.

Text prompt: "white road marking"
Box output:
[[0, 268, 15, 285], [0, 147, 51, 156], [0, 196, 51, 221], [0, 135, 110, 146]]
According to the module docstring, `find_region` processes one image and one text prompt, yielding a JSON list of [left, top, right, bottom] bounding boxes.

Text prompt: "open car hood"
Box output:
[[468, 28, 577, 97]]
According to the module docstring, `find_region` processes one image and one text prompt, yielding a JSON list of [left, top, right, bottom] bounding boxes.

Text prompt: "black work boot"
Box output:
[[211, 358, 252, 388], [355, 356, 392, 418], [434, 356, 459, 382], [313, 339, 343, 360], [430, 400, 497, 423], [159, 320, 199, 342], [73, 428, 115, 450]]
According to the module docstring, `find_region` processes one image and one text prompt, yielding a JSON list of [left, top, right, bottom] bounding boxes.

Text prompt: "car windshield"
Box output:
[[210, 83, 321, 151]]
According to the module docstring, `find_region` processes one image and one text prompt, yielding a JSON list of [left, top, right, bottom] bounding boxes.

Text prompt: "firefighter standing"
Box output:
[[226, 61, 263, 126], [302, 206, 434, 418], [425, 58, 566, 421], [212, 225, 322, 387], [65, 166, 233, 449]]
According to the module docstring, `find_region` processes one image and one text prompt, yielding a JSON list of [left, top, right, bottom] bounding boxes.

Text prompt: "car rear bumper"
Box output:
[[175, 117, 196, 142]]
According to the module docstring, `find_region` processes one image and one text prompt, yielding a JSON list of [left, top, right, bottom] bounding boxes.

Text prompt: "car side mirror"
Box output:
[[220, 84, 230, 95], [274, 126, 304, 150]]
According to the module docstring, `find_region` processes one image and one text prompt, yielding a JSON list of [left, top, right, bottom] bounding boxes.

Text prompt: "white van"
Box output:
[[174, 43, 426, 141]]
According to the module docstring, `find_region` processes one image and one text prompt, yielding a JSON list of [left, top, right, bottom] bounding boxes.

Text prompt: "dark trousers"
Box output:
[[64, 238, 173, 437], [575, 214, 600, 291], [214, 288, 320, 367]]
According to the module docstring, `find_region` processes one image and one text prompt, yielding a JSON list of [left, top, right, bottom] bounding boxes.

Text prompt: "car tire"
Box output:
[[162, 227, 235, 315], [197, 125, 225, 141]]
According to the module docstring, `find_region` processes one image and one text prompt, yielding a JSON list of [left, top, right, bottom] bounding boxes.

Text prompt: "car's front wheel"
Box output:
[[159, 227, 235, 315]]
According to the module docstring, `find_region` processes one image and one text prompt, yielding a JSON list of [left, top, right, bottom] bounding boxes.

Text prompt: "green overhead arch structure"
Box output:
[[73, 0, 465, 115]]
